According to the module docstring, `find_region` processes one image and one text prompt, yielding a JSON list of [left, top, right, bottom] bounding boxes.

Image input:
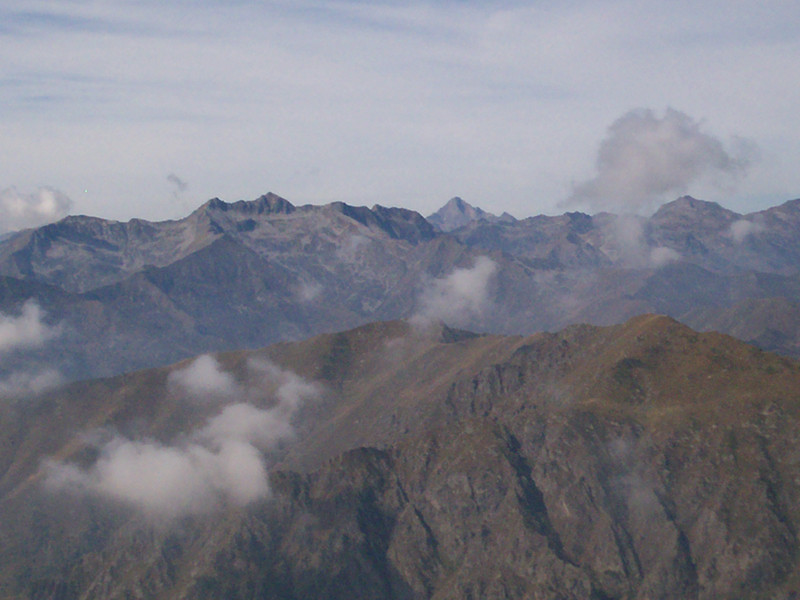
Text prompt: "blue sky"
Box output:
[[2, 0, 800, 228]]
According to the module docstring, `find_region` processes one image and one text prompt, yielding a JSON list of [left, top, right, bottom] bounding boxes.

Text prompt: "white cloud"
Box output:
[[412, 256, 497, 328], [0, 301, 63, 398], [601, 215, 681, 268], [45, 358, 319, 518], [200, 402, 294, 449], [566, 108, 752, 214], [168, 354, 238, 398], [728, 218, 764, 243], [649, 246, 680, 267], [0, 301, 59, 354], [0, 368, 63, 397], [0, 187, 72, 233]]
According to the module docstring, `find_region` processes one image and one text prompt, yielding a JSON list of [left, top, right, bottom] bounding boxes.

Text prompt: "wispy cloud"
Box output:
[[44, 356, 319, 518], [3, 1, 800, 220], [295, 280, 322, 302], [0, 187, 72, 233], [412, 256, 497, 329], [0, 300, 59, 353], [600, 215, 681, 268], [728, 218, 764, 243], [167, 173, 187, 193], [0, 368, 63, 397], [0, 301, 64, 396]]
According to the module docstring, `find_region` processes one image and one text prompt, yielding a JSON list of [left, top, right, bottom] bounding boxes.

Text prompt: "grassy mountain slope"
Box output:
[[1, 316, 800, 598]]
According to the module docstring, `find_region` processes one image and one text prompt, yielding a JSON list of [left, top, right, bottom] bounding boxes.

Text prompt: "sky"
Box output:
[[2, 0, 800, 228]]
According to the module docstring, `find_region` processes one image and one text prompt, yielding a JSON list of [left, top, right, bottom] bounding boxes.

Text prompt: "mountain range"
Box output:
[[2, 193, 800, 385], [2, 316, 800, 598], [4, 192, 800, 598]]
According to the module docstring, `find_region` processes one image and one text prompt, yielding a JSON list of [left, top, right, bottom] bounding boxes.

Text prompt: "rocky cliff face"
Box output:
[[3, 193, 800, 384], [2, 317, 800, 599]]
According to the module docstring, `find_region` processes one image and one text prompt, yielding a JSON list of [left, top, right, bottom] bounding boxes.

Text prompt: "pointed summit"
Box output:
[[426, 197, 515, 232]]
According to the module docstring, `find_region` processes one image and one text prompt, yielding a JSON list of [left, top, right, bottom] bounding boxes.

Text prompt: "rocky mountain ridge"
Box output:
[[2, 193, 800, 384], [2, 316, 800, 599]]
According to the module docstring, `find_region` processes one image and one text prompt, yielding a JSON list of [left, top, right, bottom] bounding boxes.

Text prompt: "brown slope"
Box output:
[[2, 316, 800, 599]]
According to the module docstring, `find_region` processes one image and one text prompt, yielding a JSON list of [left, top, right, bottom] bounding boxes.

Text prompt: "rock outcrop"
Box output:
[[2, 317, 800, 598]]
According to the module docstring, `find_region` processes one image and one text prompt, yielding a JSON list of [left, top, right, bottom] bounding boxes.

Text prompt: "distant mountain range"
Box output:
[[4, 191, 800, 598], [426, 196, 516, 231], [2, 316, 800, 598], [2, 192, 800, 384]]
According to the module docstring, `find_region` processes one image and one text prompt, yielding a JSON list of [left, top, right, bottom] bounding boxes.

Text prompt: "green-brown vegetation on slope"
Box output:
[[2, 316, 800, 599]]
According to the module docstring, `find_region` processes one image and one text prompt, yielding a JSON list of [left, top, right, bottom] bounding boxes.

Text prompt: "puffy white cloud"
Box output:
[[412, 256, 497, 328], [0, 187, 72, 233], [0, 301, 63, 398], [200, 402, 294, 449], [728, 218, 764, 243], [168, 354, 238, 398], [45, 358, 319, 518], [0, 301, 59, 354], [566, 108, 752, 214]]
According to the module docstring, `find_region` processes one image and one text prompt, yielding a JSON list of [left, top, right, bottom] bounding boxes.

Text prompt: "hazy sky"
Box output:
[[2, 0, 799, 225]]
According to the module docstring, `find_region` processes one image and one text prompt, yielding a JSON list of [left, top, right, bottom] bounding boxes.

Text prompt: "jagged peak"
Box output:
[[433, 196, 486, 218], [199, 192, 295, 215], [427, 196, 513, 232], [327, 201, 436, 243], [444, 196, 472, 211]]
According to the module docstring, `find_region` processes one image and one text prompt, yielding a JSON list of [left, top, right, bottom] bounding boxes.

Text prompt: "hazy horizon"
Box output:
[[3, 1, 799, 228]]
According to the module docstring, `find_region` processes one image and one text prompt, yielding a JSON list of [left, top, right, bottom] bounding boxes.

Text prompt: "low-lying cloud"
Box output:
[[0, 186, 72, 233], [0, 368, 63, 397], [603, 215, 680, 268], [412, 256, 497, 329], [566, 108, 752, 214], [0, 301, 63, 396], [0, 301, 58, 353], [168, 354, 238, 398], [44, 356, 319, 518], [728, 218, 764, 243], [648, 246, 680, 267]]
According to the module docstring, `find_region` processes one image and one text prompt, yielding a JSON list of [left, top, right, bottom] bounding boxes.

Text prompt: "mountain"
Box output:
[[2, 316, 800, 598], [3, 193, 800, 385], [682, 296, 800, 357], [0, 193, 436, 294], [426, 197, 516, 232], [450, 195, 800, 274]]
